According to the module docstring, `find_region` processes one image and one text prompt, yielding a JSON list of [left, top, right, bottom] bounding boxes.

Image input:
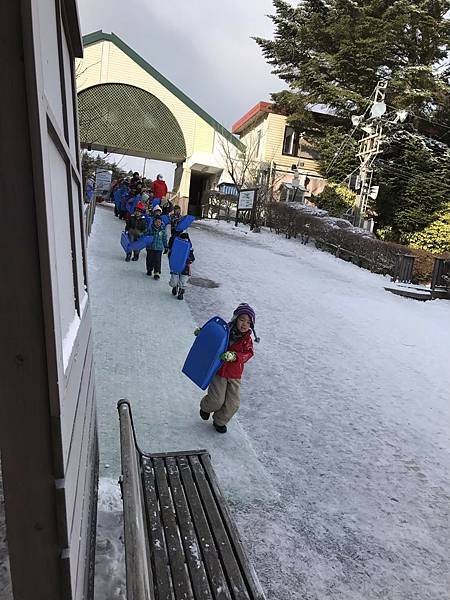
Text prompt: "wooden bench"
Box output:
[[117, 400, 266, 600]]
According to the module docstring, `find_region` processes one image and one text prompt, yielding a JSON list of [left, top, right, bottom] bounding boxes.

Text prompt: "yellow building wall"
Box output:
[[193, 117, 214, 153], [76, 41, 217, 158], [263, 113, 321, 175], [238, 116, 268, 163]]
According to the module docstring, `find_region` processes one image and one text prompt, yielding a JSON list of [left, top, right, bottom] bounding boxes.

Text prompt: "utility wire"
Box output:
[[385, 103, 450, 133], [374, 160, 450, 193], [325, 88, 376, 175]]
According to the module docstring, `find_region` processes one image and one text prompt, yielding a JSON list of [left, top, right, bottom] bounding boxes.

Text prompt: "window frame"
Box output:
[[282, 126, 301, 157]]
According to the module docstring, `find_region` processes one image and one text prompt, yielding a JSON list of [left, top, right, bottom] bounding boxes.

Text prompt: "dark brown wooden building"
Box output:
[[1, 1, 98, 598]]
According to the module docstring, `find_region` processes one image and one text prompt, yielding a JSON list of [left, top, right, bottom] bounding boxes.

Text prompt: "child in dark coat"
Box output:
[[146, 214, 168, 280], [124, 202, 147, 262], [199, 304, 258, 433], [168, 232, 194, 300], [170, 205, 182, 235]]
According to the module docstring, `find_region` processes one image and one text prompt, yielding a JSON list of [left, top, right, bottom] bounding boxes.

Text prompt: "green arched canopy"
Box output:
[[78, 83, 187, 161]]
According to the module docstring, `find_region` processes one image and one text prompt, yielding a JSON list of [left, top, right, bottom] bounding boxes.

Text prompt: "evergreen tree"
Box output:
[[375, 129, 450, 235], [255, 0, 450, 240], [255, 0, 450, 127], [314, 128, 359, 182], [81, 152, 127, 184]]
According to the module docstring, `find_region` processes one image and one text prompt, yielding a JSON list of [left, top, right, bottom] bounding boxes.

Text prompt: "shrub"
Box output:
[[313, 183, 356, 217], [405, 219, 450, 254], [265, 202, 437, 283], [376, 226, 397, 242]]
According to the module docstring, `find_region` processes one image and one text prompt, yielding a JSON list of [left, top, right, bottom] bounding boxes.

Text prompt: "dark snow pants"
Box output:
[[146, 249, 162, 275]]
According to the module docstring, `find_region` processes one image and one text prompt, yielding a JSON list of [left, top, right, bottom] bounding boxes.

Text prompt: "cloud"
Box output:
[[77, 0, 283, 128]]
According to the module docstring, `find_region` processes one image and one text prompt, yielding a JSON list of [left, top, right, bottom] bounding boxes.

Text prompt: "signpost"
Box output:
[[235, 188, 258, 229], [94, 168, 112, 202]]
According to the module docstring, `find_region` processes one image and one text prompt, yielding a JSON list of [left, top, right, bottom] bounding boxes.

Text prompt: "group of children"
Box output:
[[112, 172, 257, 433], [112, 173, 194, 300]]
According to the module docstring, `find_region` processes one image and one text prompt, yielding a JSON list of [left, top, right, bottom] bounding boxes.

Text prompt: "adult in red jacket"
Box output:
[[199, 303, 258, 433], [152, 174, 168, 200]]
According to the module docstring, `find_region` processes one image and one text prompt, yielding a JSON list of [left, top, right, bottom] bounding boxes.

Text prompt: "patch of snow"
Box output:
[[62, 311, 80, 371], [287, 202, 328, 217], [80, 292, 88, 316], [286, 203, 375, 237], [95, 478, 125, 600], [89, 209, 450, 600]]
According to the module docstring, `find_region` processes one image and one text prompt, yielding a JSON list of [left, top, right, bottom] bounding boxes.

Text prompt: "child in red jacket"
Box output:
[[199, 303, 258, 433]]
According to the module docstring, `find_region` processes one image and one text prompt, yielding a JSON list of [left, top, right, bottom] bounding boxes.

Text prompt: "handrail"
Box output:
[[117, 400, 153, 600]]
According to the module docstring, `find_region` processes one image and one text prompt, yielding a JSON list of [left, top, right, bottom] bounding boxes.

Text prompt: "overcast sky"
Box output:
[[77, 0, 284, 182]]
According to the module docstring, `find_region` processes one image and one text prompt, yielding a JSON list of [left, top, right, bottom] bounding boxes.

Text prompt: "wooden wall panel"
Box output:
[[1, 2, 98, 599]]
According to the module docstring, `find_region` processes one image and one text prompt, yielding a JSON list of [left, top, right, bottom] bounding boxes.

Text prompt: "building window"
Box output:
[[282, 126, 301, 156]]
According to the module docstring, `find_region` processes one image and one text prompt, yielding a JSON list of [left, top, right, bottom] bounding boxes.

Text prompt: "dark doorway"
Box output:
[[188, 173, 210, 216]]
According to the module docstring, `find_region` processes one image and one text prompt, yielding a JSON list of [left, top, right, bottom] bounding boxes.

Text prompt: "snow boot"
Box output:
[[177, 288, 185, 300], [199, 409, 210, 421], [213, 422, 227, 434], [147, 271, 152, 276], [172, 286, 178, 296], [125, 253, 131, 262], [132, 253, 139, 261], [153, 273, 160, 280]]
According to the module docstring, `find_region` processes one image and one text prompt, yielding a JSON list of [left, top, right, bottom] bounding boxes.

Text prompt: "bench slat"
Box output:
[[199, 455, 266, 600], [189, 456, 251, 600], [153, 457, 192, 600], [177, 456, 232, 600], [141, 456, 173, 600], [166, 457, 212, 600], [118, 402, 266, 600]]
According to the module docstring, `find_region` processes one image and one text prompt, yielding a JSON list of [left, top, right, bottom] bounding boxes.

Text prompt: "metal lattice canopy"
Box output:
[[78, 83, 187, 161]]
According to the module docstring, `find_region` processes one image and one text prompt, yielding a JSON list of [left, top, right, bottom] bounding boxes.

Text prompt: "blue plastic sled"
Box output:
[[182, 317, 230, 390], [121, 231, 131, 253], [176, 214, 196, 232], [131, 235, 153, 252], [169, 237, 191, 273], [120, 232, 153, 253], [161, 214, 171, 226]]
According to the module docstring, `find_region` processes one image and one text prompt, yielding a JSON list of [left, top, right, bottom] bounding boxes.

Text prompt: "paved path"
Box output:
[[88, 206, 273, 503]]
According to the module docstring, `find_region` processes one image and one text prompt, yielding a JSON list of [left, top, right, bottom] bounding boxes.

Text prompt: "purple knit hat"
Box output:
[[233, 303, 255, 325], [232, 303, 260, 342]]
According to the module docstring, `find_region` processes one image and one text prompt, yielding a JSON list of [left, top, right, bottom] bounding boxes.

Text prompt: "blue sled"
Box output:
[[131, 235, 153, 251], [169, 237, 191, 273], [121, 231, 131, 253], [182, 317, 230, 390], [176, 215, 196, 232], [121, 232, 153, 253]]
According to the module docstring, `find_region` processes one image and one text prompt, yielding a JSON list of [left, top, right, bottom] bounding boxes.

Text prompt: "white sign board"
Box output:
[[94, 168, 112, 199], [238, 189, 256, 210]]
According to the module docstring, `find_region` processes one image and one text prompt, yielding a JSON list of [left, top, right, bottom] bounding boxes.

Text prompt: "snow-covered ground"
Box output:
[[89, 206, 450, 600]]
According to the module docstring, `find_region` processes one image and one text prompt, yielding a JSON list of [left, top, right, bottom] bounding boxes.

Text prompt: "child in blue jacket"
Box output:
[[146, 214, 168, 280]]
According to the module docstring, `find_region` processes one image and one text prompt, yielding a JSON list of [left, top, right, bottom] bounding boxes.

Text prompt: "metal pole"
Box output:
[[250, 190, 258, 230], [355, 81, 387, 228]]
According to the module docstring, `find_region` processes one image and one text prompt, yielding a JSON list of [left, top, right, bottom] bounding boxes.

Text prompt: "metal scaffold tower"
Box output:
[[354, 80, 388, 228]]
